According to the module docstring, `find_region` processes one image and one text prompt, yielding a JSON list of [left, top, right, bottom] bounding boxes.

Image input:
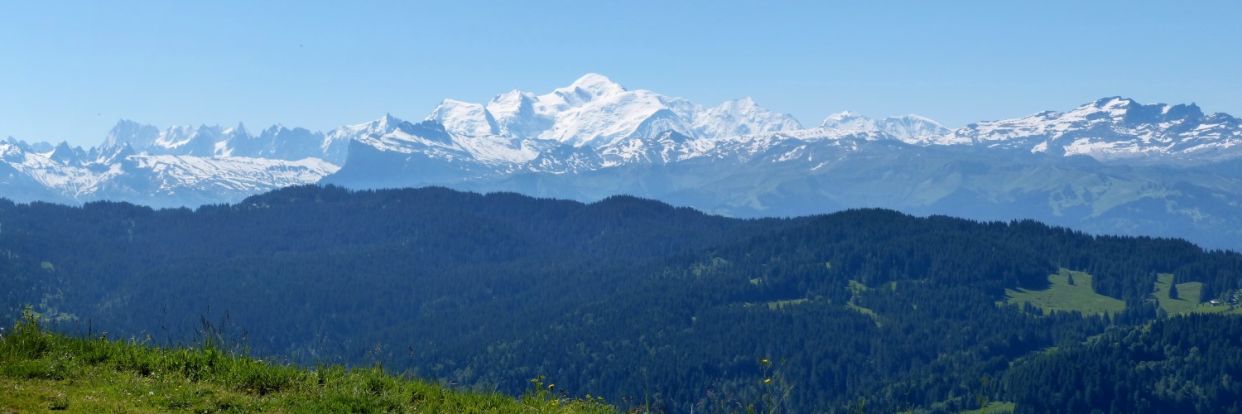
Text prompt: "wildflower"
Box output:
[[764, 378, 772, 385]]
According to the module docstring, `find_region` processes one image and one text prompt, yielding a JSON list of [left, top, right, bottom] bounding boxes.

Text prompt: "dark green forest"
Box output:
[[1006, 315, 1242, 413], [1, 185, 1240, 413]]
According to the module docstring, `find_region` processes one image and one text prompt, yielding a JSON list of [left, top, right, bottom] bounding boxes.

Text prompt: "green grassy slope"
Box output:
[[1005, 271, 1242, 317], [0, 316, 613, 414], [1155, 273, 1207, 315], [1004, 269, 1125, 315], [846, 280, 883, 326], [1154, 274, 1242, 316], [960, 401, 1015, 414]]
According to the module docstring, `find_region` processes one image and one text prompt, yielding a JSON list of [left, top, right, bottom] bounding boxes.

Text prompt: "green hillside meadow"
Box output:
[[0, 314, 613, 414]]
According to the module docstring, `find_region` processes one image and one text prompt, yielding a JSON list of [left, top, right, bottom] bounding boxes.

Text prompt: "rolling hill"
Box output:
[[2, 185, 1241, 412]]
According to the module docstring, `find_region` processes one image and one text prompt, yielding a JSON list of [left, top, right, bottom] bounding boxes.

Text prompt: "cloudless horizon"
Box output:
[[3, 0, 1241, 146]]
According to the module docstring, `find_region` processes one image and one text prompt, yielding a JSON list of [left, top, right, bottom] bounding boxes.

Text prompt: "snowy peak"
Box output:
[[234, 124, 326, 162], [430, 73, 802, 149], [486, 90, 548, 137], [1081, 96, 1206, 126], [1032, 96, 1215, 132], [10, 78, 1242, 211], [0, 140, 26, 162], [555, 73, 627, 101], [225, 122, 249, 138], [100, 118, 339, 162], [819, 111, 875, 134], [150, 124, 239, 157], [429, 99, 498, 137], [715, 97, 760, 113], [94, 142, 134, 164], [374, 113, 403, 133], [945, 97, 1242, 162], [104, 119, 161, 151], [527, 74, 696, 145], [49, 142, 87, 165], [335, 114, 464, 155], [878, 115, 950, 144], [817, 112, 948, 143], [695, 98, 802, 138], [0, 123, 338, 206], [331, 114, 409, 140]]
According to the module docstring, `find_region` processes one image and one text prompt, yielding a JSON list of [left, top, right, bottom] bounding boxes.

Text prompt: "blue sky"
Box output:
[[3, 0, 1241, 146]]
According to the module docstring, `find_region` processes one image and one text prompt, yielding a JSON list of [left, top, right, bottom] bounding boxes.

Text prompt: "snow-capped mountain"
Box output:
[[3, 74, 1242, 249], [0, 138, 337, 206], [102, 119, 161, 150], [429, 73, 801, 147], [940, 97, 1242, 162], [336, 73, 805, 174], [816, 112, 950, 144], [102, 120, 345, 163]]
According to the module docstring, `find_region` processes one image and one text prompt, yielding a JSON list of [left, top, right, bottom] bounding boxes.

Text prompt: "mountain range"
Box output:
[[3, 74, 1241, 249]]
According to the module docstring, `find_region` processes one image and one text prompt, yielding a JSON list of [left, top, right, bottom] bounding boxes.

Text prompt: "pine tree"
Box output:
[[1169, 283, 1180, 300]]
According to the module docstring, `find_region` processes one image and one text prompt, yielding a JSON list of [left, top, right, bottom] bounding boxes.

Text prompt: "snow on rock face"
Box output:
[[877, 115, 951, 144], [817, 112, 948, 144], [819, 111, 876, 134], [103, 120, 161, 151], [553, 73, 628, 104], [486, 90, 550, 137], [153, 125, 220, 156], [8, 73, 1242, 208], [942, 96, 1242, 162], [2, 129, 338, 206], [428, 99, 498, 137], [386, 73, 803, 168], [0, 142, 114, 196], [129, 155, 338, 192], [331, 113, 537, 165], [541, 87, 697, 146], [519, 73, 697, 146], [241, 125, 328, 162], [695, 97, 803, 138], [104, 121, 332, 162], [431, 73, 801, 148], [0, 138, 337, 203]]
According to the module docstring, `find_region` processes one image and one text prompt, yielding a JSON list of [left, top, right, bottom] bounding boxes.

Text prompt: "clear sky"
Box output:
[[3, 0, 1241, 146]]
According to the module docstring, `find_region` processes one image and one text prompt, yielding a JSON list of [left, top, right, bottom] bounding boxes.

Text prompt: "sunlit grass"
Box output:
[[960, 401, 1015, 414], [846, 280, 883, 326], [1152, 273, 1242, 316], [0, 313, 614, 413], [1154, 273, 1205, 315], [1004, 269, 1125, 315]]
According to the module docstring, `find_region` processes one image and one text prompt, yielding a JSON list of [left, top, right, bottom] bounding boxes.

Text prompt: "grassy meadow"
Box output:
[[1004, 269, 1126, 315], [0, 314, 613, 414]]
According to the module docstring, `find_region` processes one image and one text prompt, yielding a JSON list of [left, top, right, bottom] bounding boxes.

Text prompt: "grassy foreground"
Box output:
[[0, 315, 614, 413]]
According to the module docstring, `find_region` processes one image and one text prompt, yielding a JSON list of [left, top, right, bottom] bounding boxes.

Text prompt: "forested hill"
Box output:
[[2, 185, 1241, 413]]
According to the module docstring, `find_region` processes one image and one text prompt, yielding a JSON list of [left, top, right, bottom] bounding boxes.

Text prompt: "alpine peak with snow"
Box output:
[[4, 74, 1242, 249], [428, 73, 802, 148]]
